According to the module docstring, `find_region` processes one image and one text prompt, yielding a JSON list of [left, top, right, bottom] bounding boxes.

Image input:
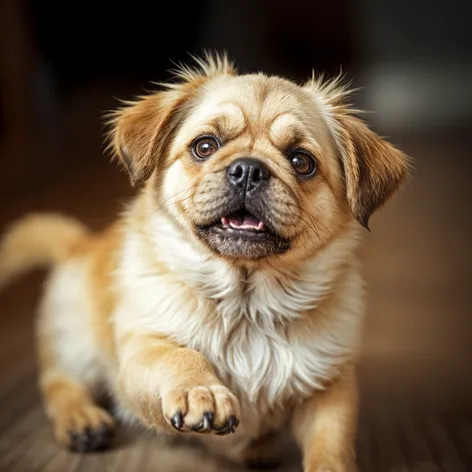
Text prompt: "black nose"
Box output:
[[227, 158, 270, 194]]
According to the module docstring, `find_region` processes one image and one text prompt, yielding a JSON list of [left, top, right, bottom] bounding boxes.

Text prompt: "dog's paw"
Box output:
[[52, 404, 115, 453], [162, 385, 240, 435]]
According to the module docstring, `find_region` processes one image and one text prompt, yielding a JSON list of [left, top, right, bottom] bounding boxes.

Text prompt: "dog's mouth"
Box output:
[[219, 209, 266, 233], [195, 208, 289, 260]]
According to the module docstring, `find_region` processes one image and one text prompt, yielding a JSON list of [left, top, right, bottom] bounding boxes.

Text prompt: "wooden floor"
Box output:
[[0, 84, 471, 471]]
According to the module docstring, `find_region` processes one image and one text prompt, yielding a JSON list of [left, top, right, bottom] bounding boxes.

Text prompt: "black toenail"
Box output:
[[228, 415, 238, 433], [216, 428, 230, 435], [214, 415, 239, 435], [78, 434, 91, 445], [67, 422, 114, 453], [214, 423, 231, 435], [191, 412, 214, 432], [171, 411, 184, 430], [97, 423, 112, 436], [203, 412, 213, 429]]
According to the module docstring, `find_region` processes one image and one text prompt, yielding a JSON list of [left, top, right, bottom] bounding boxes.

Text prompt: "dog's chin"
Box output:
[[194, 209, 290, 260]]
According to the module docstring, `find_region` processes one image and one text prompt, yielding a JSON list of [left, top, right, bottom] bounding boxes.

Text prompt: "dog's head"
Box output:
[[108, 54, 409, 265]]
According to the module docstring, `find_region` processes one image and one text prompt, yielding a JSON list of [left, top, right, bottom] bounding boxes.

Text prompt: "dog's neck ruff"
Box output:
[[116, 206, 365, 408]]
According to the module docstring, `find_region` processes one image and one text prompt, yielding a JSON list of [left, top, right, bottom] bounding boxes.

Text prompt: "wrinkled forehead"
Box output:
[[177, 75, 329, 149]]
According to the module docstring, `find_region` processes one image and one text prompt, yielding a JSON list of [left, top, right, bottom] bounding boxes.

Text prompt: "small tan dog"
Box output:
[[0, 54, 408, 471]]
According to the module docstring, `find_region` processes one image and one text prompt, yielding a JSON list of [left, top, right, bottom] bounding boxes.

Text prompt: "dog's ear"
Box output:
[[334, 114, 409, 228], [107, 52, 236, 186], [107, 88, 190, 186], [304, 76, 410, 228]]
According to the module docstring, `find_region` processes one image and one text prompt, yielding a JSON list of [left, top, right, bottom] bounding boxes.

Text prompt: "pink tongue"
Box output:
[[222, 214, 265, 231]]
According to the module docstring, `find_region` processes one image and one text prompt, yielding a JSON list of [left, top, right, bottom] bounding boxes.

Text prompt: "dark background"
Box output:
[[0, 1, 472, 471]]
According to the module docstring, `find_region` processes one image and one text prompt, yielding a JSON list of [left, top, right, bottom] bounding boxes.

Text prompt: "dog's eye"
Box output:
[[191, 136, 220, 160], [290, 150, 317, 177]]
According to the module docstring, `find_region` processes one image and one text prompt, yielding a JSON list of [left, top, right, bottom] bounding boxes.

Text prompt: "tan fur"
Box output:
[[0, 53, 409, 468], [79, 224, 123, 362], [0, 213, 88, 289], [116, 332, 240, 432], [292, 364, 358, 472], [40, 375, 115, 448]]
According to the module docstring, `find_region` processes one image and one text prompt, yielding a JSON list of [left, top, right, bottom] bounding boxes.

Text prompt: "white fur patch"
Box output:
[[39, 260, 106, 392]]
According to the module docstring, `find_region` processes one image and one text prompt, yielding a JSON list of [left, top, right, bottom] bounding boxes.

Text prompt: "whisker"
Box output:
[[153, 195, 196, 221], [289, 207, 332, 257], [156, 183, 197, 211], [308, 213, 334, 240], [291, 211, 320, 253], [296, 204, 334, 241]]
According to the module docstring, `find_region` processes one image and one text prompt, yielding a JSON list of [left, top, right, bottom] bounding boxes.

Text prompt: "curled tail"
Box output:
[[0, 213, 88, 290]]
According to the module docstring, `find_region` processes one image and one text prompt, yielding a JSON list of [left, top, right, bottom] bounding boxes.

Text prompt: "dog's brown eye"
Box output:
[[290, 151, 316, 177], [192, 136, 219, 160]]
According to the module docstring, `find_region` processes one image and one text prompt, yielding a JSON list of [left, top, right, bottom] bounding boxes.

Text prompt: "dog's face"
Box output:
[[161, 74, 341, 262], [109, 55, 408, 266]]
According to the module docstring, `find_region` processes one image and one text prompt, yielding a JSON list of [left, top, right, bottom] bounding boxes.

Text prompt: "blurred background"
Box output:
[[0, 0, 471, 471]]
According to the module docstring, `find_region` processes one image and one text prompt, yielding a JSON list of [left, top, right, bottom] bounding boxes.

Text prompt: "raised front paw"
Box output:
[[162, 384, 240, 435]]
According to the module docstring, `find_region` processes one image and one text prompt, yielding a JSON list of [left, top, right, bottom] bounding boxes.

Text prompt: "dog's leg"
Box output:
[[39, 373, 115, 452], [291, 365, 358, 472], [36, 286, 115, 452], [116, 332, 240, 435], [37, 330, 114, 452]]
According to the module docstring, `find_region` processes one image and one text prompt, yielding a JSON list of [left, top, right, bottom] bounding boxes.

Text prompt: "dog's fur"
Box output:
[[0, 54, 409, 471]]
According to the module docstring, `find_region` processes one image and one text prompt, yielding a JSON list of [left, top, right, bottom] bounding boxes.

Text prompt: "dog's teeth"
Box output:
[[257, 221, 265, 231], [221, 217, 229, 227]]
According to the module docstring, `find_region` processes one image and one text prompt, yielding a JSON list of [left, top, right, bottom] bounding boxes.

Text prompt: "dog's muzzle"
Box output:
[[193, 157, 289, 259]]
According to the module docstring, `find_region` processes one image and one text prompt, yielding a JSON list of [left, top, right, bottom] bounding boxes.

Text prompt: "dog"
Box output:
[[0, 53, 409, 471]]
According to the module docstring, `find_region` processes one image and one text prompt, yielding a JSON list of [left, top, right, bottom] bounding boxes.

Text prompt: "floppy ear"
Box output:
[[106, 52, 237, 186], [334, 114, 409, 228], [304, 75, 410, 228], [107, 88, 190, 186]]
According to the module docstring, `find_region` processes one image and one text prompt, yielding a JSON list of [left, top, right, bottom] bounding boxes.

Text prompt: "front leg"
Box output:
[[116, 332, 240, 435], [291, 364, 358, 472]]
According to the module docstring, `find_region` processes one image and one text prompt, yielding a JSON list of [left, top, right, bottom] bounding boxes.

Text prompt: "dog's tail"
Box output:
[[0, 213, 88, 290]]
